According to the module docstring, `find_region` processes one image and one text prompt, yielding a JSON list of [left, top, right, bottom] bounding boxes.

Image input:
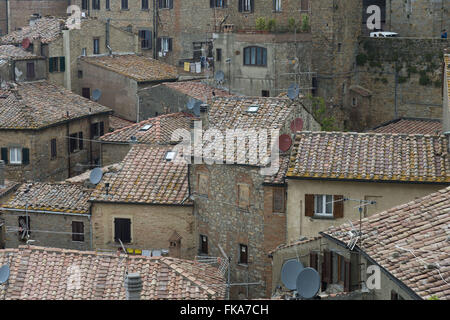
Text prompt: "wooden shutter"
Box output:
[[1, 148, 8, 164], [156, 37, 161, 52], [51, 139, 57, 159], [333, 195, 344, 218], [310, 252, 318, 270], [210, 0, 215, 7], [169, 0, 173, 9], [344, 259, 351, 292], [250, 0, 254, 12], [114, 218, 131, 243], [305, 194, 314, 216], [322, 249, 332, 283], [238, 0, 243, 12], [99, 122, 105, 136], [48, 57, 54, 72], [22, 148, 30, 165], [78, 132, 83, 150], [240, 244, 248, 264], [59, 57, 65, 72], [168, 38, 173, 51]]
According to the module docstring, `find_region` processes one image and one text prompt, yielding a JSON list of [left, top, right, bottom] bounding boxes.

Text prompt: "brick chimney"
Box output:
[[0, 160, 5, 188], [124, 272, 143, 300]]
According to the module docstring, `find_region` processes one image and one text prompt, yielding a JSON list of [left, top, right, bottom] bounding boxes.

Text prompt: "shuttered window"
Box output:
[[50, 138, 57, 160], [243, 46, 267, 66], [139, 30, 152, 49], [82, 0, 88, 10], [121, 0, 128, 9], [272, 187, 285, 213], [238, 0, 253, 12], [82, 87, 90, 99], [114, 218, 131, 243], [69, 133, 78, 153], [305, 194, 344, 218], [238, 184, 250, 209], [159, 0, 173, 9], [239, 244, 248, 264], [142, 0, 149, 10], [9, 147, 21, 164], [72, 221, 84, 241], [106, 0, 110, 10], [1, 148, 8, 164], [93, 38, 100, 54], [26, 62, 35, 79]]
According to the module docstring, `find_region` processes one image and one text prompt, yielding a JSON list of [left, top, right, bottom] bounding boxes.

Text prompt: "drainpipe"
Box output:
[[106, 18, 112, 55], [153, 0, 158, 59], [62, 29, 71, 90]]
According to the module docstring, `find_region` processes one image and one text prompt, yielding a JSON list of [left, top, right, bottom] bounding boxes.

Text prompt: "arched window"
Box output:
[[243, 46, 267, 66]]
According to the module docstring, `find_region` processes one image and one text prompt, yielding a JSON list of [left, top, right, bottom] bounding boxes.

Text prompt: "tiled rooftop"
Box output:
[[0, 81, 111, 130], [90, 144, 191, 205], [1, 182, 92, 214], [370, 118, 442, 135], [0, 245, 225, 299], [0, 45, 41, 60], [323, 186, 450, 300], [263, 156, 290, 185], [80, 54, 178, 82], [109, 115, 134, 131], [100, 112, 194, 144], [0, 17, 65, 44], [287, 131, 450, 183], [163, 80, 231, 103], [0, 180, 20, 199]]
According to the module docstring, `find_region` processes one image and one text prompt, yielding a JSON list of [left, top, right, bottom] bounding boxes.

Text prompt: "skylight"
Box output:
[[140, 124, 152, 131], [165, 151, 176, 161], [247, 105, 259, 113]]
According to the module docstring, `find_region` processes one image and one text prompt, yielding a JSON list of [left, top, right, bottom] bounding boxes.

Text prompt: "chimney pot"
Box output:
[[124, 272, 143, 300]]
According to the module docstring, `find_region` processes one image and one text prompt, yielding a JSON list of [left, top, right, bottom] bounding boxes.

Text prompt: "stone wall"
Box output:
[[100, 143, 131, 167], [351, 37, 448, 129], [0, 209, 91, 250]]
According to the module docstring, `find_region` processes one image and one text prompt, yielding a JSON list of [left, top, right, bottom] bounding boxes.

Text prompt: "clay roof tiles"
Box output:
[[163, 80, 232, 103], [323, 186, 450, 300], [0, 17, 65, 44], [0, 45, 42, 60], [287, 131, 450, 183], [370, 118, 442, 135], [0, 245, 225, 299]]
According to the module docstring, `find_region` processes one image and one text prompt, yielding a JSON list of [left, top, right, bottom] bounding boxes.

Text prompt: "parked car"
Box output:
[[370, 31, 399, 37]]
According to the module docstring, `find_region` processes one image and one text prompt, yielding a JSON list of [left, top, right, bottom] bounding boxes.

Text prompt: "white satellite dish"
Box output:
[[281, 259, 304, 290], [296, 267, 321, 299], [0, 264, 10, 284], [89, 167, 103, 185]]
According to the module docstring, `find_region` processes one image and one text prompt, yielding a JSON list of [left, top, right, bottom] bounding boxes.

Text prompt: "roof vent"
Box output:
[[247, 105, 259, 113], [139, 124, 152, 131], [124, 272, 143, 300]]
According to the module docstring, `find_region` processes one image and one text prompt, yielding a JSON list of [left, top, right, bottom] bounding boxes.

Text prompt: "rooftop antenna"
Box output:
[[296, 267, 320, 299], [281, 259, 304, 290], [89, 167, 103, 185], [0, 264, 10, 284], [92, 89, 102, 102]]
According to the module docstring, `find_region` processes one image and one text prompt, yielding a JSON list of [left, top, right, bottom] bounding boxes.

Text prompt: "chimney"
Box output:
[[0, 160, 5, 188], [199, 103, 209, 130], [124, 272, 143, 300]]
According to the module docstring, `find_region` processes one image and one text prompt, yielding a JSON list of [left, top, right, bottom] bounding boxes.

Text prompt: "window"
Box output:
[[142, 0, 149, 9], [139, 30, 152, 49], [352, 97, 357, 106], [90, 122, 105, 138], [211, 0, 226, 8], [239, 244, 248, 264], [247, 105, 259, 113], [9, 147, 22, 164], [338, 43, 342, 52], [391, 290, 404, 300], [300, 0, 309, 12], [262, 90, 270, 97], [82, 87, 90, 99], [305, 194, 344, 218], [18, 216, 31, 238], [78, 70, 83, 79], [158, 37, 172, 52], [243, 46, 267, 66], [72, 221, 84, 241], [198, 173, 209, 196], [81, 48, 87, 56], [238, 0, 253, 12], [273, 0, 281, 11], [159, 0, 173, 9], [121, 0, 128, 9], [69, 133, 78, 153], [314, 194, 333, 216], [114, 218, 131, 243], [199, 235, 208, 255], [106, 0, 110, 10], [48, 57, 65, 73], [26, 62, 35, 80], [93, 38, 100, 54], [216, 48, 222, 62], [273, 187, 285, 213], [82, 0, 88, 10], [50, 138, 57, 160], [92, 0, 100, 10], [238, 184, 250, 209]]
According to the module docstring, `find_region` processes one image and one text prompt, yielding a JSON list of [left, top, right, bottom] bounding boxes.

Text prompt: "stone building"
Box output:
[[99, 112, 194, 165], [89, 144, 196, 259], [140, 80, 231, 118], [0, 45, 46, 82], [0, 0, 70, 35], [0, 16, 137, 93], [271, 185, 450, 300], [285, 131, 450, 241], [190, 96, 320, 299], [0, 81, 111, 182], [0, 182, 92, 250], [78, 53, 178, 121]]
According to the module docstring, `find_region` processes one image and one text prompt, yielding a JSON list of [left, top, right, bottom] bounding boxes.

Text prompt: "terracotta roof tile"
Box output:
[[445, 54, 450, 120], [100, 112, 194, 144], [109, 115, 134, 131], [269, 236, 322, 254], [0, 17, 64, 44], [0, 180, 19, 198], [90, 144, 190, 205], [323, 186, 450, 300], [80, 54, 178, 82], [0, 45, 42, 60], [1, 182, 92, 214], [263, 156, 290, 184], [163, 80, 231, 103], [287, 131, 450, 183], [0, 246, 225, 299], [370, 118, 442, 135], [0, 81, 111, 129]]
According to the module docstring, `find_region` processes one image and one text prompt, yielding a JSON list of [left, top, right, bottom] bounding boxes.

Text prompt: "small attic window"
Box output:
[[247, 105, 259, 113], [165, 151, 176, 161], [140, 124, 152, 131]]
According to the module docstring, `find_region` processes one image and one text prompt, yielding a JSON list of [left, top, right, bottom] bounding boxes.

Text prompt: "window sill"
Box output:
[[237, 263, 248, 268], [272, 211, 285, 215], [312, 215, 334, 220], [243, 64, 268, 68], [72, 240, 85, 243]]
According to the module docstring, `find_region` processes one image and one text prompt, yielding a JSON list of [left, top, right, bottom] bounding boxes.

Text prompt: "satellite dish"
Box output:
[[89, 167, 103, 185], [215, 70, 225, 83], [279, 134, 292, 152], [287, 83, 300, 100], [281, 259, 304, 290], [0, 264, 10, 284], [92, 89, 102, 102], [187, 98, 196, 110], [193, 101, 202, 117], [296, 267, 321, 299], [290, 118, 304, 133], [21, 38, 31, 50]]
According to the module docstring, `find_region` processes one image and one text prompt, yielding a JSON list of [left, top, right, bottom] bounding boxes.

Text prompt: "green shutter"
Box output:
[[22, 148, 30, 165], [59, 57, 65, 72], [49, 58, 54, 73], [1, 147, 8, 164]]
